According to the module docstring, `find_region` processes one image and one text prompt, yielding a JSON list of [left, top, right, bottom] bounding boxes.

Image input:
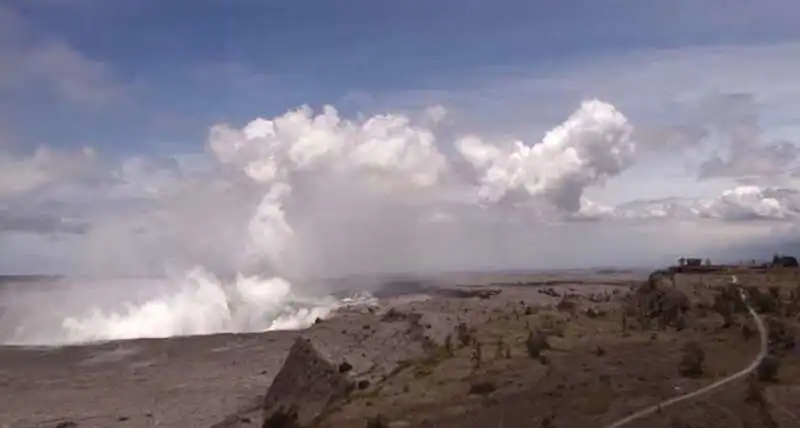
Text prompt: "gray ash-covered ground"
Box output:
[[0, 331, 297, 427], [2, 267, 798, 428], [0, 271, 629, 427]]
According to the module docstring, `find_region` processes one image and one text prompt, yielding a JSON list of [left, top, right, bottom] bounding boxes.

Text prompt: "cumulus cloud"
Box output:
[[2, 96, 800, 278], [209, 105, 449, 189], [5, 97, 800, 345], [358, 44, 800, 201], [8, 1, 800, 345], [456, 100, 635, 212]]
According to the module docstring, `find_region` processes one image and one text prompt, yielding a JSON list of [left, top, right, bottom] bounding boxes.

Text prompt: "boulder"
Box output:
[[261, 309, 436, 425], [261, 337, 348, 426], [626, 275, 689, 330]]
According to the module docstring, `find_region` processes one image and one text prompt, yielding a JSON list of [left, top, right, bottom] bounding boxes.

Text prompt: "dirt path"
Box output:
[[603, 287, 768, 428]]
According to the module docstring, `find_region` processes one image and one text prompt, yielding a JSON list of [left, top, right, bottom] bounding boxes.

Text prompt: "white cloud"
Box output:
[[0, 146, 96, 199], [456, 100, 634, 212], [8, 1, 800, 345], [4, 39, 800, 276], [6, 95, 800, 346], [0, 4, 124, 105], [355, 43, 800, 192], [695, 186, 800, 220], [3, 96, 799, 277], [208, 104, 449, 190]]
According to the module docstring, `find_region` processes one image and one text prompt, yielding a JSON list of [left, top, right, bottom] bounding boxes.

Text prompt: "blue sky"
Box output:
[[3, 0, 800, 154], [4, 0, 800, 275]]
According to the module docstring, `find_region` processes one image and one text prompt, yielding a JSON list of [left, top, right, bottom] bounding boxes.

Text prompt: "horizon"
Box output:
[[2, 1, 800, 278], [0, 257, 783, 280], [4, 2, 800, 415]]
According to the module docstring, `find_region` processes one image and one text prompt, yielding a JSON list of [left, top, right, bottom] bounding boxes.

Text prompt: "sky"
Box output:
[[3, 0, 800, 276]]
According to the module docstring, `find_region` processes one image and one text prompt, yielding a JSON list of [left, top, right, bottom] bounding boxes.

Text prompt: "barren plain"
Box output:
[[1, 266, 799, 428]]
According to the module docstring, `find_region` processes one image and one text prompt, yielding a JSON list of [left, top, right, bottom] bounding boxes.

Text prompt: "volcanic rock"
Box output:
[[261, 309, 437, 425]]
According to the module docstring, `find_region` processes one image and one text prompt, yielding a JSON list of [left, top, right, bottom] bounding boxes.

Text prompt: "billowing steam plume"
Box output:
[[1, 99, 635, 345]]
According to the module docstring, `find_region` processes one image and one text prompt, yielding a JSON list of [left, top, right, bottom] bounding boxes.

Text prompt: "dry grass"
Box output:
[[315, 306, 681, 426], [313, 267, 800, 428]]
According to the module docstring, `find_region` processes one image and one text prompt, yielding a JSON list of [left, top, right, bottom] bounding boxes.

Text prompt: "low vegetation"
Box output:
[[294, 260, 800, 428]]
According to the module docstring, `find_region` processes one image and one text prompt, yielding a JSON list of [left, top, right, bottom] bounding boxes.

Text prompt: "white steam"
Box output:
[[2, 99, 637, 345], [2, 268, 375, 346], [57, 268, 372, 344]]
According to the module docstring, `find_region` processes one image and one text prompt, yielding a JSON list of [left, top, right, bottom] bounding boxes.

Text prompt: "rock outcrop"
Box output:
[[626, 274, 690, 330], [261, 337, 348, 426], [261, 308, 441, 425]]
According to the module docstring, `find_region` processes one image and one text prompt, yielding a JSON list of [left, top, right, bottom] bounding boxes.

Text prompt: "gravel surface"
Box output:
[[0, 332, 297, 427], [0, 271, 641, 427]]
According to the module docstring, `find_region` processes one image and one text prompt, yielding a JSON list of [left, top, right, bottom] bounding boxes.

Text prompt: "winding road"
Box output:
[[603, 284, 768, 428]]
